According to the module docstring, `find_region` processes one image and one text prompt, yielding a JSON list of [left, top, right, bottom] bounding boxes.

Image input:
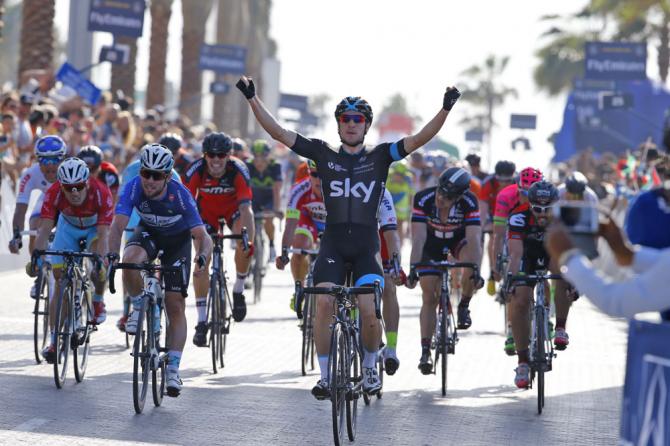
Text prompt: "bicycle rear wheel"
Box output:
[[330, 324, 346, 446], [535, 305, 546, 414], [132, 298, 150, 414], [209, 275, 221, 374], [346, 332, 358, 442], [33, 267, 50, 364], [74, 289, 93, 383], [53, 280, 72, 389]]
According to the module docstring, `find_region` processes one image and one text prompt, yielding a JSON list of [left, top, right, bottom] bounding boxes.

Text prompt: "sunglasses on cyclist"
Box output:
[[205, 152, 229, 159], [338, 114, 366, 124], [61, 182, 87, 193], [38, 157, 62, 166], [531, 205, 552, 214], [140, 169, 168, 181]]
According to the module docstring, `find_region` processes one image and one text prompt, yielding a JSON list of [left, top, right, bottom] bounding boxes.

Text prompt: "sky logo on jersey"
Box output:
[[329, 179, 375, 203]]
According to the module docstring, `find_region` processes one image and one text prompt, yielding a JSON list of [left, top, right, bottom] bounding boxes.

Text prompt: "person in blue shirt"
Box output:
[[624, 154, 670, 320], [107, 143, 213, 397]]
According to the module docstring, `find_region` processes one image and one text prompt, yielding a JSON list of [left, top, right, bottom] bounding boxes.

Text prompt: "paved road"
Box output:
[[0, 249, 627, 445]]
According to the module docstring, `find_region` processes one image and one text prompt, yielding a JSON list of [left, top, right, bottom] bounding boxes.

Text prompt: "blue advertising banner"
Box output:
[[465, 129, 484, 142], [620, 320, 670, 445], [88, 0, 146, 38], [510, 114, 537, 130], [279, 93, 309, 112], [56, 62, 102, 105], [199, 44, 247, 74], [585, 41, 647, 81], [210, 81, 230, 95]]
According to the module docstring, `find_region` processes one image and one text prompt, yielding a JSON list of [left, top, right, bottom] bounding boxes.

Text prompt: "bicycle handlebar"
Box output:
[[507, 272, 562, 285], [109, 260, 188, 298], [295, 281, 382, 320], [32, 249, 102, 270]]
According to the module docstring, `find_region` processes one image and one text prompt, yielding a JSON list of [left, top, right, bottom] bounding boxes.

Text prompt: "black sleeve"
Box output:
[[291, 134, 328, 160], [377, 139, 409, 167]]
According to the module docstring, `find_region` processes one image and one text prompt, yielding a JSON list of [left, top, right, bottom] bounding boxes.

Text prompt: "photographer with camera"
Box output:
[[546, 216, 670, 319]]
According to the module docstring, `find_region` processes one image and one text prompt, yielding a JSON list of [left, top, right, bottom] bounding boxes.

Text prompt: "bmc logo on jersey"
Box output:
[[329, 179, 375, 203]]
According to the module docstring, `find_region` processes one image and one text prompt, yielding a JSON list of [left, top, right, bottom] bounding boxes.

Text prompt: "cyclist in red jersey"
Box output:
[[184, 132, 255, 347], [478, 161, 516, 293], [29, 158, 113, 362], [491, 167, 542, 282]]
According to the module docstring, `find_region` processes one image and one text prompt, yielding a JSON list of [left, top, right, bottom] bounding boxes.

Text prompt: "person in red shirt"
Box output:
[[29, 157, 113, 363], [183, 132, 255, 346], [478, 161, 516, 293]]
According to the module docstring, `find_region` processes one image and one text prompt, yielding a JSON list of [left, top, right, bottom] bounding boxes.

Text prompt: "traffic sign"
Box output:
[[510, 114, 537, 130], [199, 44, 247, 74]]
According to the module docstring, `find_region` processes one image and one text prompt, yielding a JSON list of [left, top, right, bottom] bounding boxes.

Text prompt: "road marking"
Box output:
[[14, 418, 49, 432]]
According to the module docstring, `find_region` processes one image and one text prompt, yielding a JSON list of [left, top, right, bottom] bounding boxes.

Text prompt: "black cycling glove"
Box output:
[[443, 87, 461, 111], [236, 77, 256, 100]]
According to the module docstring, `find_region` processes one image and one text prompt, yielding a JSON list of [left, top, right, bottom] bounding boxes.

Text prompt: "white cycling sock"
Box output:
[[233, 273, 247, 294], [318, 355, 329, 381], [195, 297, 207, 322], [363, 349, 378, 369]]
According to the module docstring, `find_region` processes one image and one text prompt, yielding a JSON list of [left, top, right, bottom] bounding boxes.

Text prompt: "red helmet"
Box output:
[[518, 167, 543, 189]]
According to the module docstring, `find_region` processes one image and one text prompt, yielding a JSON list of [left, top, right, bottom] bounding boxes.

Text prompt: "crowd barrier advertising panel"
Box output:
[[620, 319, 670, 445]]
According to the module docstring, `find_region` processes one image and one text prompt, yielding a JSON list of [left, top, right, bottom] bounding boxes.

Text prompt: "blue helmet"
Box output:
[[334, 96, 373, 123], [35, 135, 66, 159]]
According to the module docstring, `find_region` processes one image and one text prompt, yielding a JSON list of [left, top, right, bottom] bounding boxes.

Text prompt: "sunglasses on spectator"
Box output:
[[140, 169, 168, 181], [205, 152, 229, 159], [61, 182, 87, 193], [531, 205, 552, 214], [338, 114, 366, 124]]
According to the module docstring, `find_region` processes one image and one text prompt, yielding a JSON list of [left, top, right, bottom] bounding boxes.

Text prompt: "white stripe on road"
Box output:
[[13, 418, 49, 432]]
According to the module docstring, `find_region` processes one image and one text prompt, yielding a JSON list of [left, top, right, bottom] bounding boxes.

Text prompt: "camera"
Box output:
[[553, 201, 599, 259]]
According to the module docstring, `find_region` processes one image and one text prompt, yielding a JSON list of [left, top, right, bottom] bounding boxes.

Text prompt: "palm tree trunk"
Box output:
[[18, 0, 55, 77], [658, 13, 670, 84], [213, 0, 248, 133], [110, 36, 138, 107], [146, 0, 173, 109], [180, 0, 214, 123]]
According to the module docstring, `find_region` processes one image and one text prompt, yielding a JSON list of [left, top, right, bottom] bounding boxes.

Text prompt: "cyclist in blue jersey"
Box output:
[[106, 144, 213, 397], [237, 75, 461, 399]]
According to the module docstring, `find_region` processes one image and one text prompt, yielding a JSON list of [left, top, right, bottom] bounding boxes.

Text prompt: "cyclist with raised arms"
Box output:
[[184, 131, 255, 347], [506, 180, 560, 388], [106, 144, 213, 397], [478, 160, 516, 293], [406, 167, 482, 374], [247, 139, 283, 261], [29, 158, 113, 362], [237, 74, 461, 398]]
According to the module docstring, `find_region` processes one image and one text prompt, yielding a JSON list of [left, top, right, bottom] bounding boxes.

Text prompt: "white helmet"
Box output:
[[140, 143, 174, 172], [57, 157, 90, 184]]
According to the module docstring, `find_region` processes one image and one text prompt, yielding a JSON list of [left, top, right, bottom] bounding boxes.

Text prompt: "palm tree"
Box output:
[[458, 55, 518, 160], [110, 35, 138, 107], [213, 0, 248, 133], [179, 0, 214, 123], [146, 0, 173, 109], [18, 0, 55, 78]]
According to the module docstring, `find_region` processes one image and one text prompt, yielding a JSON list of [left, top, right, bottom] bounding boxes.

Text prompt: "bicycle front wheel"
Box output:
[[73, 289, 93, 383], [209, 275, 221, 374], [132, 298, 150, 414], [346, 331, 358, 441], [330, 324, 346, 446], [534, 305, 546, 414], [439, 298, 450, 397], [33, 266, 50, 364], [152, 304, 166, 407], [53, 280, 73, 389], [301, 294, 313, 376]]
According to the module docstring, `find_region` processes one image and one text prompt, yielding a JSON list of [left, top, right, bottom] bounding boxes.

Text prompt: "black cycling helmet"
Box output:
[[438, 167, 471, 199], [565, 171, 588, 195], [232, 137, 247, 152], [494, 160, 516, 179], [528, 180, 559, 206], [77, 145, 103, 169], [202, 132, 233, 155], [158, 133, 183, 154], [334, 96, 373, 123]]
